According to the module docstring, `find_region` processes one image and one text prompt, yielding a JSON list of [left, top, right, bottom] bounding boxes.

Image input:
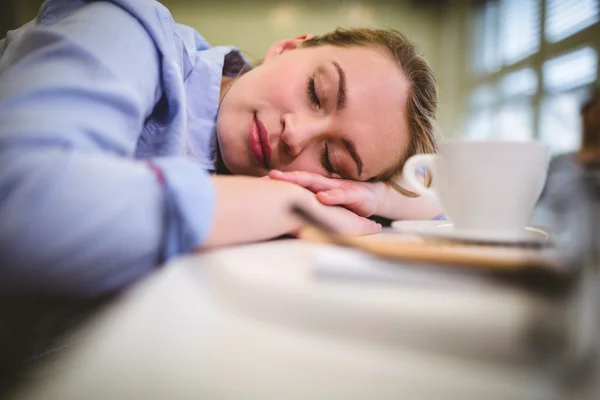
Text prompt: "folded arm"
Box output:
[[0, 2, 214, 296]]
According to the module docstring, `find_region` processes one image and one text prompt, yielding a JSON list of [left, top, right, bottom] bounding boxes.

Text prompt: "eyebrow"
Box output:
[[331, 61, 347, 110], [341, 137, 363, 177]]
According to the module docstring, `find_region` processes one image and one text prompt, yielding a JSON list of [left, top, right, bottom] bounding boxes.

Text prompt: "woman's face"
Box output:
[[216, 37, 410, 181]]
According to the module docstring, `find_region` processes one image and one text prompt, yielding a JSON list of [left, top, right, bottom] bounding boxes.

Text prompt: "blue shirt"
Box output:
[[0, 0, 247, 296]]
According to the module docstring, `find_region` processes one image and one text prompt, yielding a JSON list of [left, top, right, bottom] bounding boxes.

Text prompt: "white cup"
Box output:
[[403, 140, 550, 232]]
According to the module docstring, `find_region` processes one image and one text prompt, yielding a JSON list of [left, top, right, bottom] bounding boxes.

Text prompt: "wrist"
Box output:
[[286, 184, 321, 235], [373, 181, 392, 218]]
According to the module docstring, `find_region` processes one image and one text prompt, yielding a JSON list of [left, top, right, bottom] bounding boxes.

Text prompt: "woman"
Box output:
[[0, 0, 440, 296]]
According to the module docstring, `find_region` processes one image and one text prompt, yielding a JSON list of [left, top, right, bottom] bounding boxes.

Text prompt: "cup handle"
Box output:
[[402, 154, 438, 202]]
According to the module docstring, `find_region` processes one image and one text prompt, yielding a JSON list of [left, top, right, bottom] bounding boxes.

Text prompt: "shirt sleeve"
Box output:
[[0, 1, 215, 297]]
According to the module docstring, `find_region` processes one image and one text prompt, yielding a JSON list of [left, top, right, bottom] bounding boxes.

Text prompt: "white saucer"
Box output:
[[390, 220, 550, 245]]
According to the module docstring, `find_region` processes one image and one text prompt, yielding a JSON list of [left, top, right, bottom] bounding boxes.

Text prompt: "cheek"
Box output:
[[259, 65, 306, 110], [262, 81, 294, 111]]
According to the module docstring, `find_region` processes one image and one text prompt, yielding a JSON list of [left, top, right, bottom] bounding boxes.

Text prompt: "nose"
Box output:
[[280, 113, 325, 158]]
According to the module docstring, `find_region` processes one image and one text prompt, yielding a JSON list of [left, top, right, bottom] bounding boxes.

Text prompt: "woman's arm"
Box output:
[[202, 176, 381, 248], [0, 1, 214, 297]]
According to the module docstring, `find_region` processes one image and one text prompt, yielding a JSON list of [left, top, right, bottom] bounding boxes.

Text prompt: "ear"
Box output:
[[264, 34, 315, 62]]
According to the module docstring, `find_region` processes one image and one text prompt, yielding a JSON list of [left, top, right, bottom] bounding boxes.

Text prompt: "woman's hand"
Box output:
[[303, 203, 382, 236], [269, 170, 385, 217], [201, 176, 381, 249], [269, 169, 443, 221]]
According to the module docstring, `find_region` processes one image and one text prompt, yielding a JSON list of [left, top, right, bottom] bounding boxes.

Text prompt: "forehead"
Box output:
[[315, 46, 411, 178]]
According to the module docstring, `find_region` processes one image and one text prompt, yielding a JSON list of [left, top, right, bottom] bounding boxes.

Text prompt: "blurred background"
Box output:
[[2, 0, 599, 155]]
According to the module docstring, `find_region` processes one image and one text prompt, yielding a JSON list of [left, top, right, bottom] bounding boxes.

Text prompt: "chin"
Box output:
[[221, 154, 254, 177]]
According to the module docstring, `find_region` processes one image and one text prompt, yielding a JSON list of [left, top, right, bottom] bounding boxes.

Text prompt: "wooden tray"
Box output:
[[299, 227, 560, 271]]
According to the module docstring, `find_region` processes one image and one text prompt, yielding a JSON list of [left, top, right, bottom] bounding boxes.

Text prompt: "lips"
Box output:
[[248, 113, 272, 169]]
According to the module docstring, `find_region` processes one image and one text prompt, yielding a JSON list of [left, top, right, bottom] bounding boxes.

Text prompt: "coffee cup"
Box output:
[[402, 140, 550, 233]]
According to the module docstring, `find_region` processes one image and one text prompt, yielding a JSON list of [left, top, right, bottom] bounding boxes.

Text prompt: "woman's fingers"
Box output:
[[316, 187, 353, 205], [270, 170, 380, 218], [317, 188, 375, 217], [310, 203, 381, 236], [358, 218, 382, 235], [299, 215, 380, 239], [346, 215, 382, 235], [269, 170, 339, 192]]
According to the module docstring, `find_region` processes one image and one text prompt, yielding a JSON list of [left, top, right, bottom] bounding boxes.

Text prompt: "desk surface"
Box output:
[[10, 239, 595, 400]]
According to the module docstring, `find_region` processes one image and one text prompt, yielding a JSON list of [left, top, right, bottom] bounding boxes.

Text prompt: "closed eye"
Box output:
[[321, 143, 334, 175], [306, 76, 320, 109]]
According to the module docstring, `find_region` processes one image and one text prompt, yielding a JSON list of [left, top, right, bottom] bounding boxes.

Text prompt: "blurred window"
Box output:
[[500, 67, 538, 97], [540, 89, 589, 153], [467, 0, 599, 153], [500, 0, 541, 65], [498, 68, 538, 140], [472, 2, 501, 73], [543, 46, 598, 92], [545, 0, 599, 42], [465, 85, 496, 139], [540, 48, 597, 153]]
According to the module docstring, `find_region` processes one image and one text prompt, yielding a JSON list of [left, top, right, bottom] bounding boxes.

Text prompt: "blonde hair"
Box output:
[[302, 28, 440, 197]]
